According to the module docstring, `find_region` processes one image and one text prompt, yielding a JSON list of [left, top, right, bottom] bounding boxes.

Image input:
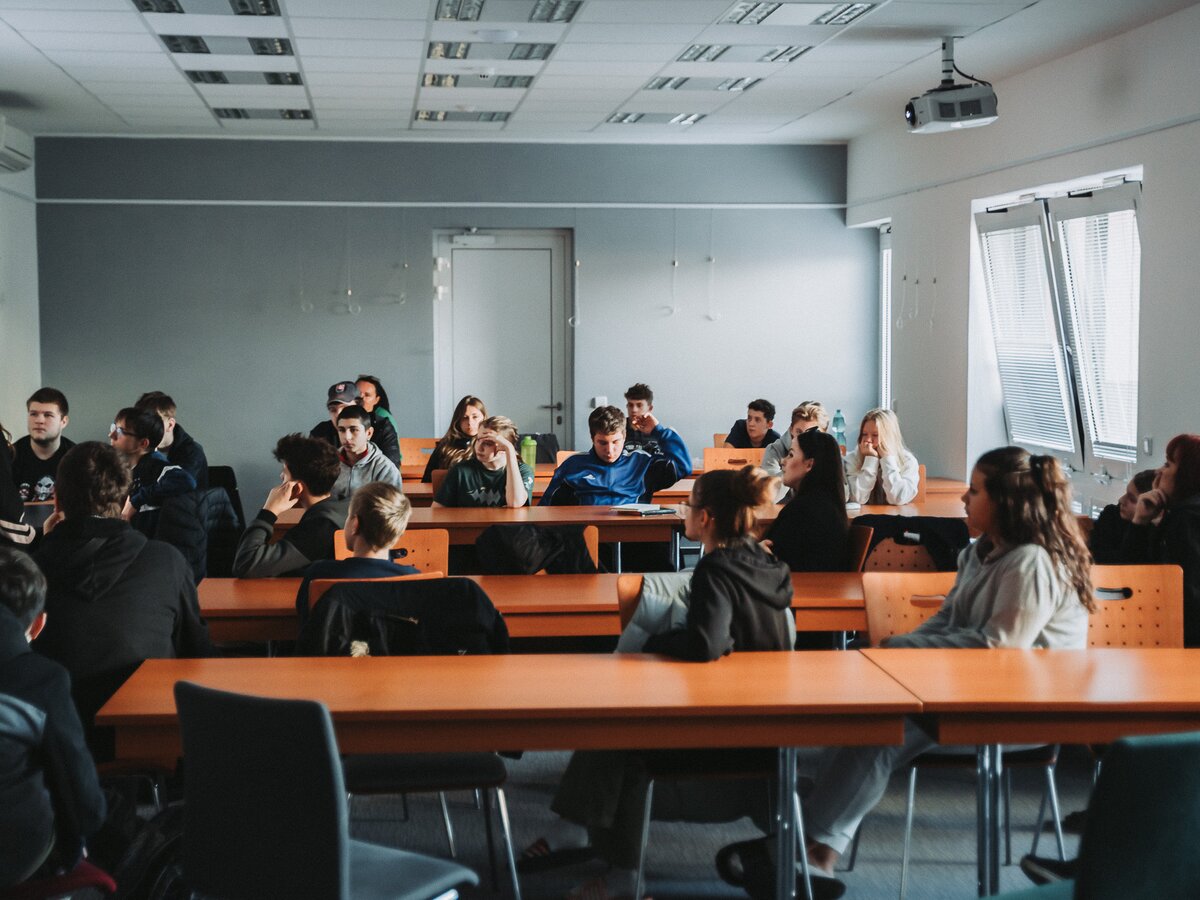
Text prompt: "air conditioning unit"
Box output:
[[0, 116, 33, 172]]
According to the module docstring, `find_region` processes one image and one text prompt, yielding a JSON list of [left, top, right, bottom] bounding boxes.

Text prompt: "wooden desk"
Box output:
[[925, 477, 967, 495], [864, 648, 1200, 895], [402, 478, 696, 508], [400, 461, 558, 481], [198, 572, 867, 643], [97, 651, 920, 900]]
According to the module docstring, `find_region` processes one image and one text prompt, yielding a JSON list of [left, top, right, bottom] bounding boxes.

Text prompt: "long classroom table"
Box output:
[[97, 651, 921, 900], [863, 647, 1200, 896], [198, 572, 867, 643]]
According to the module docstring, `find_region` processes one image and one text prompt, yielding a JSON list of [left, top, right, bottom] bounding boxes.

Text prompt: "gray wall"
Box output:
[[0, 168, 40, 433], [36, 140, 878, 503]]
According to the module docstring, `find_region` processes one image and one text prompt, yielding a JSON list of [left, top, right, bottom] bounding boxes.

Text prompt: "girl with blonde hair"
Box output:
[[843, 407, 920, 505]]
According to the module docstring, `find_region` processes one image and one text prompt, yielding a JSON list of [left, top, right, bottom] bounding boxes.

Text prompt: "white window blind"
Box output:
[[1049, 184, 1141, 462], [976, 205, 1078, 454], [880, 226, 892, 410]]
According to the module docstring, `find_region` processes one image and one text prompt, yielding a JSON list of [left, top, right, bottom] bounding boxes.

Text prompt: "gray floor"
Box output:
[[348, 747, 1092, 899]]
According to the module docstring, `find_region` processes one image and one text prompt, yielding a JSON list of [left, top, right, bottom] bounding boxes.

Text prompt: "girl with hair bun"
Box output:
[[843, 407, 920, 505], [643, 465, 795, 660], [1127, 433, 1200, 645]]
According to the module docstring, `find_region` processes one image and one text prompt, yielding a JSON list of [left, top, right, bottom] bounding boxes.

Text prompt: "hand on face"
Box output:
[[477, 429, 514, 454], [630, 412, 659, 434], [858, 434, 879, 458], [1132, 488, 1168, 525], [265, 474, 301, 515]]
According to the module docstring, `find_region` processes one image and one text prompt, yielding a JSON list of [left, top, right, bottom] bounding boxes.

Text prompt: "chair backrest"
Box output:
[[862, 537, 939, 571], [206, 465, 245, 528], [913, 464, 927, 503], [846, 524, 874, 573], [430, 468, 449, 497], [617, 574, 645, 629], [174, 681, 349, 900], [712, 432, 728, 447], [307, 574, 446, 609], [1088, 564, 1184, 648], [702, 447, 764, 471], [555, 449, 577, 467], [1075, 731, 1200, 899], [333, 528, 450, 574], [532, 525, 598, 574], [862, 571, 957, 646], [398, 438, 437, 465]]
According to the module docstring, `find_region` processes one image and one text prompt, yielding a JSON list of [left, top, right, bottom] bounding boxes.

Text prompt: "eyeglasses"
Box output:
[[109, 424, 141, 439]]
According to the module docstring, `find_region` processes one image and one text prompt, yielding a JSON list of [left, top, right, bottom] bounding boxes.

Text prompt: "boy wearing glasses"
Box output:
[[108, 407, 195, 527]]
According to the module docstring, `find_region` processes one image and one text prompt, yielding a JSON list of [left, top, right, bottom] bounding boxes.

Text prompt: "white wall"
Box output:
[[846, 3, 1200, 494], [0, 167, 39, 435]]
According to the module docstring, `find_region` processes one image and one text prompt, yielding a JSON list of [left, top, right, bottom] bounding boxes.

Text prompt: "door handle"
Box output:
[[539, 402, 564, 411]]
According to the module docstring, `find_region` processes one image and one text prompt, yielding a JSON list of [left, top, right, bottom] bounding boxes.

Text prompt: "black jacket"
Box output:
[[311, 415, 401, 468], [0, 444, 35, 550], [33, 517, 213, 755], [166, 424, 208, 491], [645, 539, 794, 661], [154, 488, 240, 583], [1124, 494, 1200, 647], [297, 578, 509, 657], [421, 438, 471, 483], [475, 524, 599, 574], [1088, 504, 1129, 565], [0, 607, 105, 886], [232, 497, 350, 578], [854, 514, 971, 571], [765, 490, 851, 572]]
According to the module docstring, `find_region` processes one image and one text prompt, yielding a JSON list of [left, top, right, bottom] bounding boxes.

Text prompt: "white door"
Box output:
[[433, 230, 573, 445]]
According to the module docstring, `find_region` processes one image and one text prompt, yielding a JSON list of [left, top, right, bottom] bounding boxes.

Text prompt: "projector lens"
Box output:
[[904, 101, 916, 125]]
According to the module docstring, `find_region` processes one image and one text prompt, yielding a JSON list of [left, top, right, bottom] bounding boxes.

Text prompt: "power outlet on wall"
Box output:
[[591, 396, 607, 408]]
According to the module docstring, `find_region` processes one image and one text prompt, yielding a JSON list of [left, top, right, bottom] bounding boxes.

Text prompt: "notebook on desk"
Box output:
[[614, 504, 677, 516]]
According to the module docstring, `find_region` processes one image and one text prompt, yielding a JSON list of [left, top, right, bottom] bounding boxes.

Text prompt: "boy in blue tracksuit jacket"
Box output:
[[541, 405, 691, 506]]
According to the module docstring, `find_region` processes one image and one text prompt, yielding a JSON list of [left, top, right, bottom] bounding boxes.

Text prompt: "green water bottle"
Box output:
[[520, 435, 538, 469]]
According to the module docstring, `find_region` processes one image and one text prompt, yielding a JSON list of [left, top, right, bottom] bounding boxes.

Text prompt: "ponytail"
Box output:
[[692, 465, 775, 545]]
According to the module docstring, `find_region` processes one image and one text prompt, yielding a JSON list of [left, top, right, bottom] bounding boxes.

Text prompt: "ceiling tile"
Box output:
[[193, 84, 309, 104], [20, 30, 161, 51], [289, 17, 427, 39], [281, 0, 428, 18], [301, 56, 419, 73], [293, 37, 423, 58], [43, 49, 175, 68], [185, 53, 300, 73], [566, 23, 706, 44], [540, 60, 664, 76], [428, 21, 566, 42], [141, 13, 288, 38], [423, 59, 545, 77], [574, 1, 728, 25], [550, 42, 682, 62], [0, 10, 142, 31]]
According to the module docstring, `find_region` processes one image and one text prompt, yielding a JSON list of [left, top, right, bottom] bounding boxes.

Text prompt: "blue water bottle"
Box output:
[[832, 409, 847, 455]]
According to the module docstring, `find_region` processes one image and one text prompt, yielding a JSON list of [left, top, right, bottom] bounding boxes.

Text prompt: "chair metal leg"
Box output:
[[1004, 768, 1013, 866], [793, 789, 814, 900], [634, 779, 655, 900], [495, 787, 522, 900], [439, 791, 457, 858], [900, 767, 917, 900], [482, 788, 499, 890], [1030, 784, 1048, 857], [1045, 765, 1066, 862], [473, 788, 482, 810], [844, 821, 863, 872]]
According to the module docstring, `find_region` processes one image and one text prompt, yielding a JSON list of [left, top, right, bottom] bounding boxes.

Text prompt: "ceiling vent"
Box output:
[[135, 0, 280, 13], [213, 107, 311, 119], [435, 0, 580, 23], [163, 35, 292, 55]]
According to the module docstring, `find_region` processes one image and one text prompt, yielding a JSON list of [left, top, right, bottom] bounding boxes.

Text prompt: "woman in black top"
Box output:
[[763, 428, 850, 571], [420, 395, 487, 482]]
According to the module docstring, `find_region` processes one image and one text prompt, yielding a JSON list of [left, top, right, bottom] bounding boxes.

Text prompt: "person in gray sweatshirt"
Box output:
[[328, 405, 402, 501], [720, 446, 1095, 893]]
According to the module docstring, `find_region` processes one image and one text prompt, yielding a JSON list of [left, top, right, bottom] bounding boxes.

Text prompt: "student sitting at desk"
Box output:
[[232, 434, 349, 578], [721, 447, 1093, 895], [761, 401, 830, 501], [433, 415, 533, 508], [763, 429, 850, 571], [421, 394, 487, 482], [109, 406, 196, 535], [329, 405, 402, 501], [12, 388, 74, 504], [1088, 468, 1156, 564], [294, 482, 418, 619], [134, 391, 208, 491], [532, 467, 795, 899], [0, 547, 105, 888], [354, 374, 396, 431], [723, 398, 780, 449], [540, 405, 690, 506], [311, 381, 400, 467], [1, 422, 36, 549], [843, 407, 920, 505]]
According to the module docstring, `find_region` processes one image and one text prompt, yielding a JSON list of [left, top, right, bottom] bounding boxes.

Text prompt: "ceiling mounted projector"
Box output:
[[905, 36, 998, 133]]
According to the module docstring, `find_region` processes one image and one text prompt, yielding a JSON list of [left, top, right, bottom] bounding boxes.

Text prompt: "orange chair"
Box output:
[[1088, 564, 1183, 648], [334, 528, 450, 574], [712, 432, 728, 447], [862, 537, 939, 572], [398, 438, 437, 466], [913, 464, 927, 502], [306, 573, 445, 610], [555, 449, 577, 467], [702, 447, 764, 471], [616, 573, 644, 629], [533, 525, 599, 575], [846, 524, 874, 573], [430, 468, 449, 498]]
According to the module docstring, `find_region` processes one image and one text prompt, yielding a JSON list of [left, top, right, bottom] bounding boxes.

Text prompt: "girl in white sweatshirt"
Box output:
[[843, 407, 920, 505]]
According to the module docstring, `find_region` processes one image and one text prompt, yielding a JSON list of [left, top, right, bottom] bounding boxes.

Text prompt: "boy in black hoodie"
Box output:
[[33, 442, 211, 761], [0, 547, 106, 887]]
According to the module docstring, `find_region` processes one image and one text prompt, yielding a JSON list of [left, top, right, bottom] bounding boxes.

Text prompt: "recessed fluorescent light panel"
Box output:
[[188, 70, 301, 84], [435, 0, 580, 23], [717, 2, 873, 26], [607, 112, 705, 125], [645, 76, 760, 92], [428, 41, 553, 60], [415, 110, 510, 121], [213, 107, 310, 119], [162, 35, 292, 55], [135, 0, 280, 13], [679, 44, 807, 63], [422, 73, 533, 88]]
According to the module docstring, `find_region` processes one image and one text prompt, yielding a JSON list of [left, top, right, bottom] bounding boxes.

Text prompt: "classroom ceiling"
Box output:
[[0, 0, 1194, 143]]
